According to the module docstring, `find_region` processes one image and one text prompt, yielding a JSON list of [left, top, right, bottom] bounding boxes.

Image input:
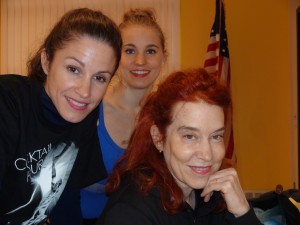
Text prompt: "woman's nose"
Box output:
[[195, 140, 213, 161], [76, 79, 91, 98], [134, 53, 146, 65]]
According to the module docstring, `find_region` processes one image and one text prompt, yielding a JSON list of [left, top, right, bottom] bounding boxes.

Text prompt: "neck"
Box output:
[[107, 81, 153, 110]]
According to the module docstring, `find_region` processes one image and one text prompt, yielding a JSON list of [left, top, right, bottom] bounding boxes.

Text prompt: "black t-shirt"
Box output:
[[0, 75, 107, 225], [98, 174, 262, 225]]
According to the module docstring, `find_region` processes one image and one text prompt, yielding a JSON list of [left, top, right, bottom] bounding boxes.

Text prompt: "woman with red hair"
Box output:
[[97, 68, 262, 225]]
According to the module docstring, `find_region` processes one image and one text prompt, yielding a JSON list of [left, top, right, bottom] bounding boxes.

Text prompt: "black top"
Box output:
[[98, 174, 263, 225], [0, 75, 107, 225]]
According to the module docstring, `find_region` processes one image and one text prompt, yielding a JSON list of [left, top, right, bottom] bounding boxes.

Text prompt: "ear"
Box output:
[[150, 125, 164, 152], [41, 49, 50, 75]]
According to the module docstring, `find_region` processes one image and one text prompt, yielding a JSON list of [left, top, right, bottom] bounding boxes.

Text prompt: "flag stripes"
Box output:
[[204, 0, 235, 162]]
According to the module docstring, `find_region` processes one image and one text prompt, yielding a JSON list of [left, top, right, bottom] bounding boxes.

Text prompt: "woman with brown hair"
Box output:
[[0, 8, 121, 225]]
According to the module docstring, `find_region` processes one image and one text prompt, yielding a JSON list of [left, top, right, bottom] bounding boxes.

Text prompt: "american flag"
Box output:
[[204, 0, 235, 162]]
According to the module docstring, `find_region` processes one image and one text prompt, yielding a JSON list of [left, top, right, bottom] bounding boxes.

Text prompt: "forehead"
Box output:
[[170, 101, 224, 128], [121, 24, 161, 45], [55, 36, 113, 57], [52, 36, 116, 71], [58, 35, 104, 49]]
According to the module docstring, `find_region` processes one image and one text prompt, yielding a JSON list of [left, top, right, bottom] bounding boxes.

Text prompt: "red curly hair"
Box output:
[[106, 68, 231, 214]]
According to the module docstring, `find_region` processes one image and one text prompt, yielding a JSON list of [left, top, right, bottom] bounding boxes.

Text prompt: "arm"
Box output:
[[0, 84, 20, 186], [0, 77, 22, 221], [227, 207, 263, 225]]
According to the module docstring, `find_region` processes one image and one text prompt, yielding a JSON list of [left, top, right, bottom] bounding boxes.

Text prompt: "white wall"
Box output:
[[1, 0, 180, 78]]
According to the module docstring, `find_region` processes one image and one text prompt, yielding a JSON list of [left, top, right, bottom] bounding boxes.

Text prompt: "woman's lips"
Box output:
[[131, 70, 150, 78], [190, 166, 211, 175], [66, 97, 88, 111]]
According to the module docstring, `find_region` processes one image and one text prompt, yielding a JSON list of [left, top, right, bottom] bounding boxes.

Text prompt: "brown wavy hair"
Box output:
[[106, 68, 231, 214]]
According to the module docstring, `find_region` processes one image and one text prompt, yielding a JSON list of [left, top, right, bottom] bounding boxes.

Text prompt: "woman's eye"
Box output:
[[67, 66, 79, 74], [124, 48, 135, 54], [183, 134, 195, 140], [211, 134, 224, 142], [94, 75, 107, 83], [147, 49, 157, 55]]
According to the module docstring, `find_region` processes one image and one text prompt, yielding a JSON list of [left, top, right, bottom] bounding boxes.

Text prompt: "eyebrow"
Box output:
[[212, 127, 225, 133], [95, 71, 113, 76], [67, 56, 84, 67], [178, 126, 225, 133], [123, 43, 159, 49], [146, 44, 159, 49], [67, 57, 113, 76]]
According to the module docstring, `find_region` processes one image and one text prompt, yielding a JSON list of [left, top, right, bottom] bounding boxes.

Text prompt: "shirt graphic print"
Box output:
[[5, 142, 78, 225]]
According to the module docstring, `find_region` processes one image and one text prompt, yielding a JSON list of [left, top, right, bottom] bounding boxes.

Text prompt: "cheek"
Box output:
[[217, 147, 225, 158], [151, 58, 163, 70], [162, 135, 191, 167], [213, 146, 226, 164], [48, 71, 72, 90], [153, 53, 164, 66], [164, 144, 191, 166], [120, 56, 131, 67], [91, 85, 108, 102]]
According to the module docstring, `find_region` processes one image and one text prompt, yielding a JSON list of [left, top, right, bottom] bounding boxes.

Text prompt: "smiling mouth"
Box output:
[[190, 166, 211, 175], [66, 97, 88, 110], [131, 70, 150, 77]]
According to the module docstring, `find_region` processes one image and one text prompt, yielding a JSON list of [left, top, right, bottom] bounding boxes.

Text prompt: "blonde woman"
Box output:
[[80, 8, 167, 224]]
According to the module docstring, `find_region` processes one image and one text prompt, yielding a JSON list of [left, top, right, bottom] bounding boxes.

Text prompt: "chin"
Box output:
[[188, 180, 207, 190], [63, 114, 86, 123]]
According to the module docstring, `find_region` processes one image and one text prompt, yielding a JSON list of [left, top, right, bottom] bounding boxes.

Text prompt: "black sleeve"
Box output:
[[227, 207, 263, 225], [0, 78, 20, 189]]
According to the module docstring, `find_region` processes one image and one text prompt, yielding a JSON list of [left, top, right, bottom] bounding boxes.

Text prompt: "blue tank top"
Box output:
[[80, 101, 124, 219]]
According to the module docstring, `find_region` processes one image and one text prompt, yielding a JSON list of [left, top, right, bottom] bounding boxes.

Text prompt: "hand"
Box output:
[[200, 168, 250, 217]]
